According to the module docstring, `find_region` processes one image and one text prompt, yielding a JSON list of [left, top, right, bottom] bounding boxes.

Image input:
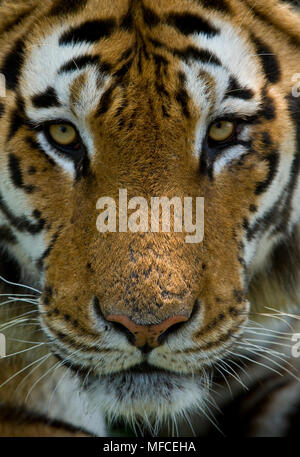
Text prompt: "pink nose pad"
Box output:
[[106, 314, 189, 348]]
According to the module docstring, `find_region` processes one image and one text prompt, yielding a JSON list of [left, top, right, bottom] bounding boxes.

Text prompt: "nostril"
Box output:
[[110, 321, 136, 345], [92, 297, 137, 343], [157, 320, 187, 345], [94, 299, 197, 349]]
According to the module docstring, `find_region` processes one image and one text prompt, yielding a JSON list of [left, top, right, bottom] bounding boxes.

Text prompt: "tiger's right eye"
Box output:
[[48, 123, 78, 147], [208, 120, 235, 143]]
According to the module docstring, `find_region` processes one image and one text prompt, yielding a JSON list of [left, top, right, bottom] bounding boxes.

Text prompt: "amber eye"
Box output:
[[48, 123, 78, 147], [208, 120, 235, 143]]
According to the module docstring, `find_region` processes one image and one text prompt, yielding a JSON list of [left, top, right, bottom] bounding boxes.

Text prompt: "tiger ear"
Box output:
[[248, 227, 300, 314]]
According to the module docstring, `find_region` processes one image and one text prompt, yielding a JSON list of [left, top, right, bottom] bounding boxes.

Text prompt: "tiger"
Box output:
[[0, 0, 300, 438]]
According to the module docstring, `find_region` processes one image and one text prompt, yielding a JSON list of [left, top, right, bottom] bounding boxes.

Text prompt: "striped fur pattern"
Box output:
[[0, 0, 300, 436]]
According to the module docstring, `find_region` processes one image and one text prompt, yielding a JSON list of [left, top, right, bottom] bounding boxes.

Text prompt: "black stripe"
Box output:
[[42, 285, 53, 306], [59, 56, 111, 76], [252, 35, 281, 84], [280, 0, 300, 6], [32, 87, 61, 109], [8, 153, 36, 194], [174, 46, 221, 66], [8, 109, 24, 142], [167, 12, 219, 37], [58, 55, 101, 74], [225, 76, 254, 101], [255, 150, 279, 195], [49, 0, 88, 16], [247, 113, 299, 239], [0, 192, 45, 235], [175, 86, 190, 119], [120, 7, 134, 30], [0, 102, 4, 118], [245, 0, 300, 48], [25, 136, 56, 166], [37, 227, 63, 270], [0, 38, 25, 91], [7, 97, 26, 143], [0, 225, 17, 244], [247, 193, 282, 241], [197, 0, 231, 13], [59, 19, 115, 46], [260, 88, 276, 120], [273, 94, 300, 233], [141, 5, 160, 27], [52, 351, 94, 387], [112, 58, 134, 80], [97, 83, 117, 116], [254, 132, 279, 196], [50, 329, 101, 353], [0, 8, 33, 35], [148, 38, 222, 66], [287, 94, 300, 152], [0, 402, 91, 435], [148, 37, 165, 49]]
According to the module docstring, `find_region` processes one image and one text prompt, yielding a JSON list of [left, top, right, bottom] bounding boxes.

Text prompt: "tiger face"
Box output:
[[0, 0, 299, 427]]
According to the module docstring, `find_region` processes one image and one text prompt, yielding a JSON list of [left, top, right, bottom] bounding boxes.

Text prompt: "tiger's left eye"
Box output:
[[48, 123, 78, 146], [208, 120, 235, 143]]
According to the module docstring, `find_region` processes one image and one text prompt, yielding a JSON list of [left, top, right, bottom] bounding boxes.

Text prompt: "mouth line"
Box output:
[[53, 348, 180, 378], [107, 362, 190, 378], [120, 362, 170, 375]]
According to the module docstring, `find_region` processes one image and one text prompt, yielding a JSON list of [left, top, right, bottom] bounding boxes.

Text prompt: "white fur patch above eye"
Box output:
[[192, 18, 262, 93], [22, 27, 111, 118], [180, 16, 262, 160], [21, 28, 115, 174], [22, 29, 93, 97]]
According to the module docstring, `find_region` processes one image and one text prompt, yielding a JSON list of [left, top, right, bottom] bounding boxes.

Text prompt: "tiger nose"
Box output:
[[106, 314, 189, 350]]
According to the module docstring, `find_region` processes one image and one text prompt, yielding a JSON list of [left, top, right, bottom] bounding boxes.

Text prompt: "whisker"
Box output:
[[0, 320, 40, 333], [7, 337, 47, 345], [237, 344, 300, 381], [2, 310, 38, 323], [244, 329, 293, 341], [228, 350, 283, 377], [243, 337, 292, 349], [247, 320, 296, 336], [214, 363, 233, 397], [0, 353, 51, 389], [224, 354, 252, 382], [218, 359, 248, 390], [0, 293, 38, 298], [3, 343, 46, 359], [249, 313, 296, 331], [25, 347, 84, 403], [240, 343, 295, 372], [264, 307, 300, 321], [0, 275, 41, 295], [15, 353, 53, 395]]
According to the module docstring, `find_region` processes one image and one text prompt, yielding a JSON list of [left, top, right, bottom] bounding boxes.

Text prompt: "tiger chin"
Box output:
[[0, 0, 300, 438]]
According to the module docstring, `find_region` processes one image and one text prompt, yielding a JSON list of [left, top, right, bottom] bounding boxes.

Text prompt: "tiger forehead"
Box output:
[[21, 0, 261, 127]]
